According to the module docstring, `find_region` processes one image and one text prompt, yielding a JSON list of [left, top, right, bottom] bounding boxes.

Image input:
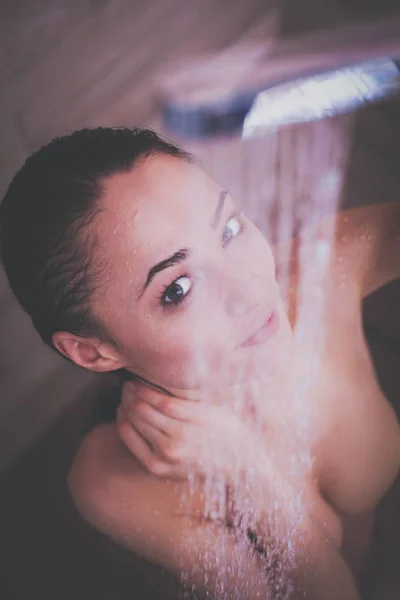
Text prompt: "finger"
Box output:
[[122, 394, 184, 435], [121, 381, 168, 415], [123, 380, 204, 421], [118, 404, 179, 475], [118, 413, 154, 467], [133, 418, 169, 451], [143, 394, 205, 422], [134, 401, 183, 438], [118, 420, 173, 477], [122, 381, 214, 426]]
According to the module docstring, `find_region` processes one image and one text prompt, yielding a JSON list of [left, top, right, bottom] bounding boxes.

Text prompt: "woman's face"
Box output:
[[93, 155, 292, 390]]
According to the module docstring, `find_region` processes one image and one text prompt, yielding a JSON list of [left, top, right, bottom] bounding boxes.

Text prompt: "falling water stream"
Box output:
[[172, 112, 353, 599]]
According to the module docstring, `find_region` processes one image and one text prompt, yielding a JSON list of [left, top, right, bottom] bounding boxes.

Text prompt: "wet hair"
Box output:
[[0, 127, 194, 353]]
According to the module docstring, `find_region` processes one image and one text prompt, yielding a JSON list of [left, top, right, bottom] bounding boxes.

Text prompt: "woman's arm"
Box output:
[[68, 423, 361, 599]]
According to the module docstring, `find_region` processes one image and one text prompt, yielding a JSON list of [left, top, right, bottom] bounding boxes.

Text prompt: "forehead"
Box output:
[[102, 156, 218, 230], [97, 156, 221, 268]]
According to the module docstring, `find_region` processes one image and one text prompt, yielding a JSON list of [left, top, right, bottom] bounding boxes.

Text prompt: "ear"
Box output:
[[52, 331, 126, 372]]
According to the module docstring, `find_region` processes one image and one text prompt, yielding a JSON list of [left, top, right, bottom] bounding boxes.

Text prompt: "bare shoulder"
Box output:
[[333, 201, 400, 298], [69, 424, 132, 519], [69, 423, 214, 577], [68, 424, 183, 546], [68, 421, 186, 509], [69, 422, 142, 491]]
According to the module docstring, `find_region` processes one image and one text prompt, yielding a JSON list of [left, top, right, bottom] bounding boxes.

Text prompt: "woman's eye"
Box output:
[[222, 215, 241, 247], [161, 276, 192, 306]]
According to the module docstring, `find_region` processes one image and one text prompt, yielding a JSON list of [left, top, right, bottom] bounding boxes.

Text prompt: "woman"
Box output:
[[0, 126, 399, 599]]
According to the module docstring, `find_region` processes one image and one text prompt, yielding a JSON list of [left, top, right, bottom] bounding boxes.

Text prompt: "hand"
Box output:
[[117, 380, 267, 482]]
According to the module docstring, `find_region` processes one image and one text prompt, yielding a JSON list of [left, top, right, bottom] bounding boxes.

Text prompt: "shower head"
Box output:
[[242, 57, 400, 140], [160, 16, 400, 140]]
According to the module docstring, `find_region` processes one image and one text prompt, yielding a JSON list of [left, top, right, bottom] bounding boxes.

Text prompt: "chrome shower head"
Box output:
[[242, 57, 400, 139]]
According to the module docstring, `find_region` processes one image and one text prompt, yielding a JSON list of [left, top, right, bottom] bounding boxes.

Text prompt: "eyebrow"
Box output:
[[138, 190, 228, 299], [211, 190, 228, 230], [138, 248, 190, 298]]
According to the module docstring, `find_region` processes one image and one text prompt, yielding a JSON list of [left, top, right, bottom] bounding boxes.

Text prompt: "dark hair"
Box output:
[[0, 127, 193, 353]]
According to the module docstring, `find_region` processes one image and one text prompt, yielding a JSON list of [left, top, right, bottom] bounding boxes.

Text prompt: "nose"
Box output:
[[222, 270, 263, 318]]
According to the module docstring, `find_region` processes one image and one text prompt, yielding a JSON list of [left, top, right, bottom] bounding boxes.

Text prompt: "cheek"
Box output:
[[144, 331, 225, 389], [127, 316, 224, 371], [261, 244, 276, 281], [160, 319, 226, 363], [257, 234, 275, 267], [267, 246, 276, 276], [165, 321, 233, 386]]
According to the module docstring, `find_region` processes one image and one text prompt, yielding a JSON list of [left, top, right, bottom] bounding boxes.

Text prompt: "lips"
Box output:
[[240, 310, 280, 347]]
